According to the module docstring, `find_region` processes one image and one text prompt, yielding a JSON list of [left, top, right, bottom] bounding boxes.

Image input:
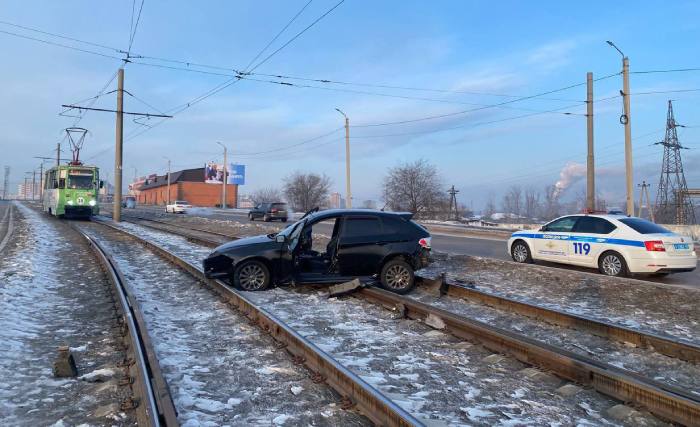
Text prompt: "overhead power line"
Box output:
[[127, 0, 146, 55], [236, 75, 586, 114], [351, 72, 621, 128], [247, 0, 345, 72], [0, 28, 122, 60], [242, 0, 314, 72]]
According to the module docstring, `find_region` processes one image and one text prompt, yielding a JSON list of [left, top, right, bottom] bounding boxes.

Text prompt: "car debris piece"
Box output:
[[328, 278, 363, 298]]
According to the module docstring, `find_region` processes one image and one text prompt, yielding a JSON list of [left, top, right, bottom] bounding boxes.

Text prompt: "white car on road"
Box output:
[[165, 200, 192, 214], [507, 214, 697, 277]]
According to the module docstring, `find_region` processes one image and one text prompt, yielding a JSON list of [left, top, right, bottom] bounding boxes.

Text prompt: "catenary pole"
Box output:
[[56, 142, 61, 166], [607, 41, 634, 216], [586, 72, 595, 212], [622, 57, 633, 216], [335, 108, 352, 208], [114, 68, 124, 222], [165, 157, 171, 206]]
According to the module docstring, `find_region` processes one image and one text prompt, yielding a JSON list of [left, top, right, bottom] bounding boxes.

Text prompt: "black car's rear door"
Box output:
[[337, 216, 386, 276]]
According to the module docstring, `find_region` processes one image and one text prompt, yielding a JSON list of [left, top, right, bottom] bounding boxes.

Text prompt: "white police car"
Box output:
[[508, 214, 697, 277]]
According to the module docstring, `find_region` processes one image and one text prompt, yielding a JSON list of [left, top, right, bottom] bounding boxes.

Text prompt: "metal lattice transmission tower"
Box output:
[[447, 185, 460, 220], [2, 166, 9, 200], [654, 100, 695, 225]]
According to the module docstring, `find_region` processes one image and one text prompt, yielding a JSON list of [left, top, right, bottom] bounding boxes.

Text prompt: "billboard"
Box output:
[[204, 162, 225, 184], [228, 164, 245, 185]]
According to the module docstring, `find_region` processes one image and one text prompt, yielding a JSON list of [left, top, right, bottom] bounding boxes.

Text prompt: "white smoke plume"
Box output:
[[553, 162, 586, 198]]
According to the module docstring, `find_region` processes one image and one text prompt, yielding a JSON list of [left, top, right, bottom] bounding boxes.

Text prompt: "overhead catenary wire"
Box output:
[[242, 0, 314, 72], [236, 75, 587, 114], [351, 72, 622, 128], [246, 0, 345, 72], [127, 0, 146, 55]]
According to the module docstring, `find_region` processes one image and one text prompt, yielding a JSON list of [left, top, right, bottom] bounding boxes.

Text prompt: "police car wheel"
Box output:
[[598, 251, 627, 277], [511, 241, 532, 263]]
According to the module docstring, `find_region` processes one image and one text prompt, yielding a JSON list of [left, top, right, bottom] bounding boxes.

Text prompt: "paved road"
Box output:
[[118, 205, 700, 289]]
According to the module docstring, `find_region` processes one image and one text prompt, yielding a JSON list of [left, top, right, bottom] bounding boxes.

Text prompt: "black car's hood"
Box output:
[[213, 234, 279, 253]]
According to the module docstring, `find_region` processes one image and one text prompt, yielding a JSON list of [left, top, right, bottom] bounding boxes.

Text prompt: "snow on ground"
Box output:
[[407, 287, 700, 395], [0, 203, 133, 426], [419, 253, 700, 344], [79, 222, 368, 426], [243, 288, 662, 426]]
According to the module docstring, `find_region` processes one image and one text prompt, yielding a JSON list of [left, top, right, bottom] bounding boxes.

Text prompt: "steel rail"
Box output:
[[103, 214, 235, 247], [357, 286, 700, 426], [90, 218, 421, 427], [416, 274, 700, 363], [71, 223, 179, 426], [0, 202, 16, 253]]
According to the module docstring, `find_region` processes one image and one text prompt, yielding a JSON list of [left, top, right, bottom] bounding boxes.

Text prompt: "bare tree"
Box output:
[[542, 184, 560, 220], [483, 196, 496, 219], [524, 187, 540, 219], [250, 186, 283, 205], [501, 185, 523, 217], [283, 172, 332, 212], [382, 159, 445, 218]]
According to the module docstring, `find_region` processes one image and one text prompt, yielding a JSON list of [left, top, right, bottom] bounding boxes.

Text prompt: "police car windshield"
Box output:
[[619, 218, 671, 234]]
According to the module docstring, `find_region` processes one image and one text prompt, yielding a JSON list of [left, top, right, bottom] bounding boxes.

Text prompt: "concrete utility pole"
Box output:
[[34, 157, 54, 200], [31, 170, 36, 200], [114, 68, 124, 222], [2, 166, 10, 200], [586, 72, 595, 212], [56, 142, 61, 166], [335, 108, 352, 208], [164, 157, 171, 206], [216, 142, 227, 209], [607, 41, 634, 216]]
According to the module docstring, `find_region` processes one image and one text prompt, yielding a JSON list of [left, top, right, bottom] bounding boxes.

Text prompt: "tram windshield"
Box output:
[[67, 174, 94, 189]]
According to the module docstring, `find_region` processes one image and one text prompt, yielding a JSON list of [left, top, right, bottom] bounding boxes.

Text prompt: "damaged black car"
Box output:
[[203, 209, 432, 294]]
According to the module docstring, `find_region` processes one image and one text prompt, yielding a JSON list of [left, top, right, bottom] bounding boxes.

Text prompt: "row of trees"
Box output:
[[249, 159, 603, 221], [253, 160, 468, 218]]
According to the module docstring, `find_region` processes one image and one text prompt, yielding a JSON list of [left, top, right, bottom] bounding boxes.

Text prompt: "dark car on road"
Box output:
[[248, 202, 288, 222], [203, 209, 432, 294]]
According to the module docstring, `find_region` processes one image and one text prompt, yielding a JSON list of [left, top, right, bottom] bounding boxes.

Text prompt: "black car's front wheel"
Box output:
[[380, 259, 415, 294], [233, 260, 271, 291], [248, 213, 254, 221]]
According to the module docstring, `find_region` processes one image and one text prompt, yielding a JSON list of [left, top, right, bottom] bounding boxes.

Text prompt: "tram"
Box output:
[[42, 164, 101, 218]]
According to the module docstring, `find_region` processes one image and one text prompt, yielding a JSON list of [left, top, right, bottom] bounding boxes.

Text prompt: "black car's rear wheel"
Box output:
[[380, 259, 415, 294], [263, 214, 271, 222], [233, 260, 270, 291]]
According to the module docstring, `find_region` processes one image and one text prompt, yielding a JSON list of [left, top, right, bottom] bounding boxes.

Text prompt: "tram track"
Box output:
[[69, 223, 178, 426], [0, 202, 16, 253], [83, 218, 415, 426], [104, 214, 700, 425]]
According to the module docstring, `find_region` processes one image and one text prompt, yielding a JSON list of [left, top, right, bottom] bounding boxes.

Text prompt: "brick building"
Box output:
[[135, 167, 238, 207]]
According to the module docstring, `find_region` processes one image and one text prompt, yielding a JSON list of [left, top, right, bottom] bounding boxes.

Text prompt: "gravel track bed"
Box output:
[[244, 287, 663, 426], [102, 219, 665, 426], [407, 287, 700, 396], [79, 221, 368, 426], [420, 253, 700, 345], [1, 204, 134, 426]]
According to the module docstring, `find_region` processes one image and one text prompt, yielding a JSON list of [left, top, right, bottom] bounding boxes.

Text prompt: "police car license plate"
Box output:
[[673, 243, 690, 250]]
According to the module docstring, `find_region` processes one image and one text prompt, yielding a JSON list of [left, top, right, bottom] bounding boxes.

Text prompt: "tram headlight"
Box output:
[[88, 199, 96, 206], [66, 200, 74, 205]]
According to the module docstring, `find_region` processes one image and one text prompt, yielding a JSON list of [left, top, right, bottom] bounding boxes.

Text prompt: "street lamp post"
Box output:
[[216, 142, 228, 209], [163, 157, 171, 206], [607, 40, 634, 216], [335, 108, 352, 208]]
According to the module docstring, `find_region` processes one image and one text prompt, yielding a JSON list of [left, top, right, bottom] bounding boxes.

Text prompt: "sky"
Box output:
[[1, 0, 699, 210]]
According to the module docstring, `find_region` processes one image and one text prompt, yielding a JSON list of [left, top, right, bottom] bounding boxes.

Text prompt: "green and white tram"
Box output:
[[42, 164, 101, 218]]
